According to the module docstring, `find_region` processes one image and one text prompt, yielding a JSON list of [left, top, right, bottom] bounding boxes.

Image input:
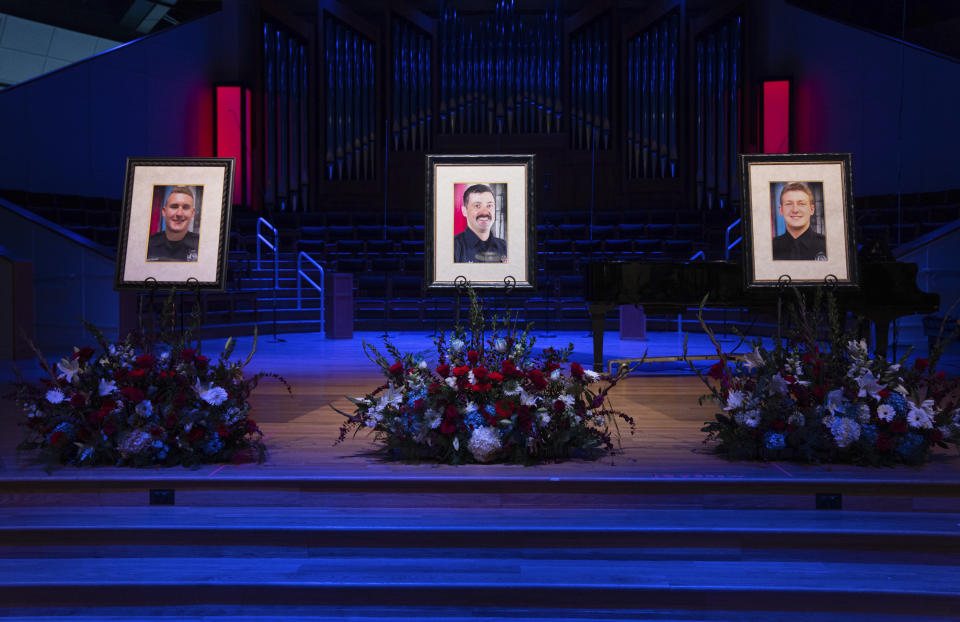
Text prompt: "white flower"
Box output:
[[744, 348, 764, 370], [919, 399, 937, 417], [594, 415, 606, 427], [418, 360, 428, 369], [906, 405, 934, 429], [825, 389, 847, 415], [519, 389, 539, 407], [452, 436, 460, 451], [847, 339, 868, 356], [828, 417, 861, 448], [449, 339, 465, 353], [45, 389, 65, 404], [494, 338, 507, 353], [742, 410, 761, 428], [877, 404, 896, 422], [444, 377, 457, 388], [788, 412, 805, 427], [98, 378, 117, 396], [426, 409, 441, 429], [200, 386, 229, 406], [467, 370, 476, 384], [374, 385, 403, 413], [768, 373, 789, 396], [364, 412, 383, 428], [557, 394, 575, 408], [468, 426, 501, 462], [503, 382, 521, 396], [584, 369, 600, 382], [857, 403, 872, 424], [937, 425, 952, 440], [550, 369, 562, 381], [724, 390, 746, 411], [537, 412, 551, 425], [56, 358, 81, 383], [135, 400, 154, 418], [856, 371, 885, 401]]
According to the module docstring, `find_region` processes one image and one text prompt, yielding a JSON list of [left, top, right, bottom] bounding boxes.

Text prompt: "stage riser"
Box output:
[[0, 581, 957, 616]]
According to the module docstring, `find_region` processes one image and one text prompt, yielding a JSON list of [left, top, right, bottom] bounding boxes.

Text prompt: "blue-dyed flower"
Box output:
[[895, 432, 925, 460], [886, 392, 908, 416], [860, 424, 878, 446], [203, 436, 223, 456], [764, 431, 786, 450]]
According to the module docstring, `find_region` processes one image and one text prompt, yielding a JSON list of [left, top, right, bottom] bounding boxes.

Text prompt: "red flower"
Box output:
[[937, 370, 947, 379], [180, 348, 196, 362], [467, 350, 479, 365], [707, 360, 726, 380], [166, 412, 178, 428], [890, 419, 908, 434], [570, 362, 584, 378], [878, 389, 891, 399], [87, 411, 105, 427], [72, 346, 95, 363], [472, 383, 492, 392], [389, 361, 404, 375], [120, 387, 145, 403], [413, 398, 426, 413], [174, 393, 187, 408], [134, 354, 155, 369], [245, 419, 259, 434], [194, 355, 208, 369], [436, 363, 450, 378], [487, 371, 503, 383], [915, 358, 929, 372], [473, 366, 488, 380], [102, 421, 117, 436], [113, 369, 128, 381], [771, 419, 786, 432], [501, 360, 521, 378], [452, 365, 470, 377], [495, 399, 515, 418], [875, 434, 893, 451], [527, 369, 547, 390], [48, 431, 67, 447], [69, 393, 86, 407], [151, 426, 164, 438], [129, 369, 147, 379], [217, 424, 230, 438], [440, 419, 457, 435], [188, 426, 205, 442], [812, 386, 826, 400], [428, 382, 441, 395], [553, 399, 565, 414]]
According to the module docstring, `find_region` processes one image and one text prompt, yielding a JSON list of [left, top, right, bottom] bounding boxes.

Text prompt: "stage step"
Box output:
[[0, 507, 957, 616]]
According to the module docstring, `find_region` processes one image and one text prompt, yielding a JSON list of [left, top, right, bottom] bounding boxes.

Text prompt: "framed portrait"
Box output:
[[115, 158, 235, 290], [425, 154, 535, 290], [739, 153, 858, 288]]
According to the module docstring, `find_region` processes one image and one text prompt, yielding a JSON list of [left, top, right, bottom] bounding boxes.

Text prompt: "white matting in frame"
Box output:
[[116, 158, 233, 290], [431, 161, 530, 288], [743, 155, 855, 287]]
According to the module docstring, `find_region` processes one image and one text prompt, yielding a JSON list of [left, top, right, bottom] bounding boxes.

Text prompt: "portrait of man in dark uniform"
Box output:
[[453, 183, 507, 263], [146, 185, 201, 262], [771, 181, 827, 261]]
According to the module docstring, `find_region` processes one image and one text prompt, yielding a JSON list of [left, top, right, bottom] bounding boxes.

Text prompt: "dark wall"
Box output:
[[754, 0, 960, 196]]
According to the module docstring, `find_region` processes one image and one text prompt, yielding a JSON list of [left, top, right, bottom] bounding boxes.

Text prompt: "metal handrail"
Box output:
[[256, 217, 279, 271], [296, 251, 325, 330], [724, 217, 742, 261], [689, 250, 706, 261]]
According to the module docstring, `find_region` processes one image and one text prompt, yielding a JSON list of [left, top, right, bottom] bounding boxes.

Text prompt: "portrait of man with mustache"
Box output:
[[453, 183, 507, 263]]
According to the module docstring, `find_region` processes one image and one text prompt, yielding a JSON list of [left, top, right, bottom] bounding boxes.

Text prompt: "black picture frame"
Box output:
[[424, 154, 536, 290], [739, 153, 858, 289], [115, 157, 235, 291]]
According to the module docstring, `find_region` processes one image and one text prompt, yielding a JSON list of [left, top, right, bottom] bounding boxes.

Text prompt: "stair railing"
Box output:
[[296, 251, 325, 331], [257, 217, 282, 341], [725, 217, 742, 261]]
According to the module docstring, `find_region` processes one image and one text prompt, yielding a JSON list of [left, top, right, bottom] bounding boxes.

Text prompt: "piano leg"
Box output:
[[589, 303, 613, 371]]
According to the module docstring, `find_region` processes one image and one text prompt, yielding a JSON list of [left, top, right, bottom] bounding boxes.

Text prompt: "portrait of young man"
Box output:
[[146, 185, 202, 262], [453, 183, 508, 263], [771, 181, 827, 261]]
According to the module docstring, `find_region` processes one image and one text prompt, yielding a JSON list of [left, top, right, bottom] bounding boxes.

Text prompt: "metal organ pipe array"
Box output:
[[324, 17, 375, 181], [569, 14, 610, 150], [439, 1, 562, 135], [695, 14, 741, 211], [626, 11, 679, 178], [264, 22, 309, 210], [392, 18, 432, 151]]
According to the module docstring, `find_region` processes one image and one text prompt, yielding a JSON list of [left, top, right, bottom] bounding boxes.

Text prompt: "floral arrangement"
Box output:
[[336, 289, 633, 464], [698, 291, 960, 465], [10, 298, 283, 467]]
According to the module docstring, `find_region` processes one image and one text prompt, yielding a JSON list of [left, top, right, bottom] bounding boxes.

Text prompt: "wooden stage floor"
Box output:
[[1, 331, 958, 509]]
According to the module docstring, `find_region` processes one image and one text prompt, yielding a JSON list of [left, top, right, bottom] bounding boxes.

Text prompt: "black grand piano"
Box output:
[[586, 259, 939, 370]]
